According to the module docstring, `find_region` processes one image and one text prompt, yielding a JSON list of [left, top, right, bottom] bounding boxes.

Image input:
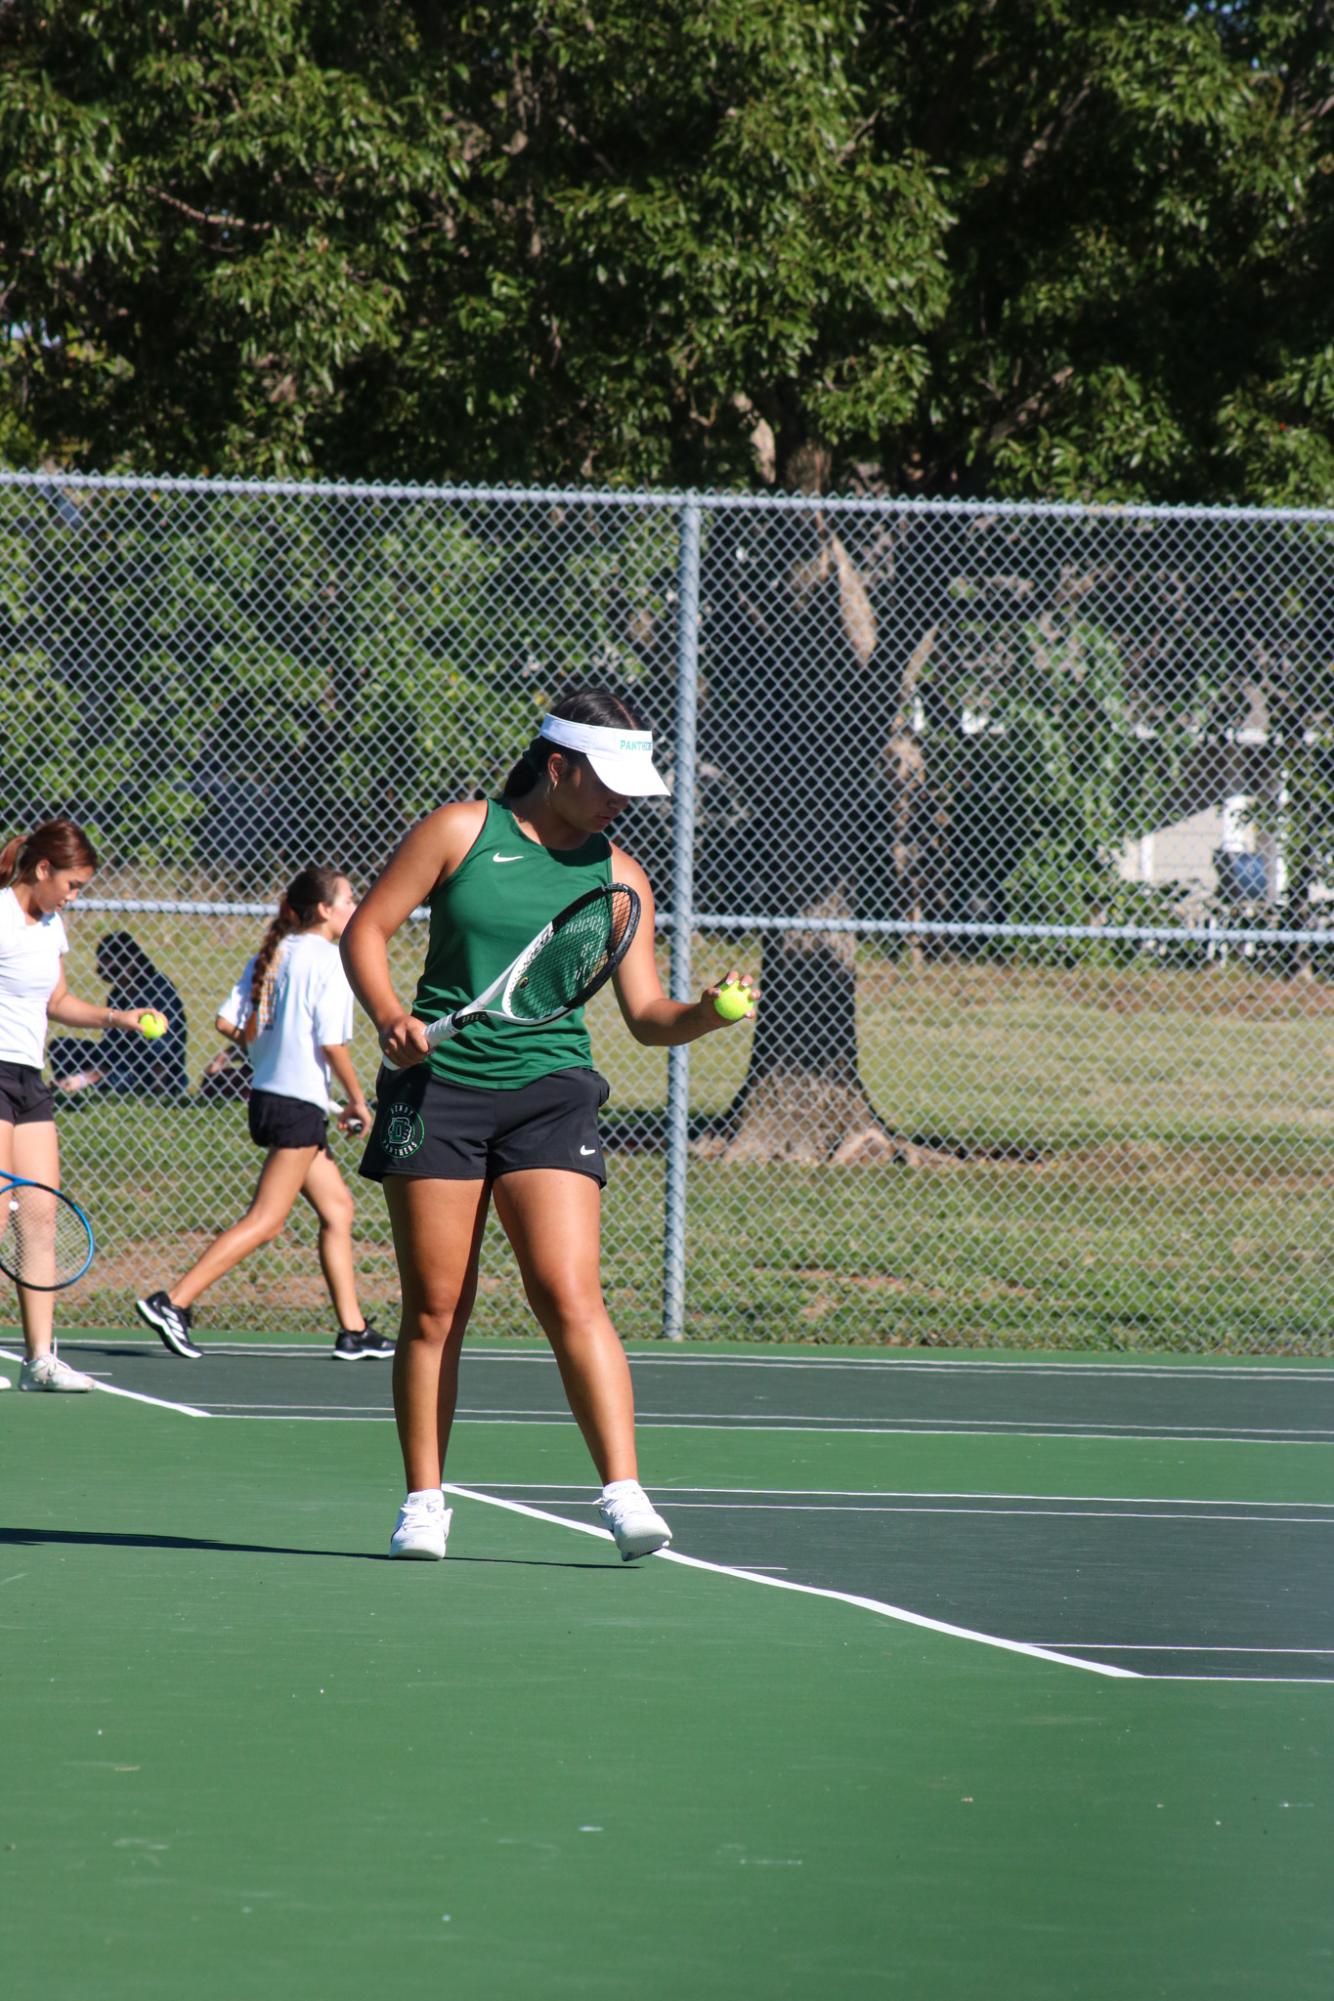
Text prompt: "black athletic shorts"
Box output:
[[247, 1088, 331, 1155], [0, 1059, 55, 1128], [359, 1065, 609, 1187]]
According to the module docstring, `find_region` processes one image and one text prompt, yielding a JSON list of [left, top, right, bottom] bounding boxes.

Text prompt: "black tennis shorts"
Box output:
[[359, 1065, 609, 1187], [247, 1088, 331, 1155], [0, 1060, 55, 1128]]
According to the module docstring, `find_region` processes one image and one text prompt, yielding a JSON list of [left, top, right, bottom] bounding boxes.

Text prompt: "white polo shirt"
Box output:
[[0, 886, 68, 1069], [219, 932, 354, 1112]]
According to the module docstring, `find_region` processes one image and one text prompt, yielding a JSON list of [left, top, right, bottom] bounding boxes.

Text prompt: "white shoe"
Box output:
[[598, 1480, 672, 1560], [389, 1490, 451, 1560], [19, 1349, 94, 1393], [0, 1374, 10, 1390]]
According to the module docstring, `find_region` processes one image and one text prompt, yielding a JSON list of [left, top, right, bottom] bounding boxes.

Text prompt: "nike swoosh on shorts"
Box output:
[[580, 1145, 597, 1156]]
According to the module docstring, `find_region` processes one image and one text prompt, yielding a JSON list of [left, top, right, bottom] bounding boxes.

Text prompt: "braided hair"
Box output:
[[245, 863, 344, 1043]]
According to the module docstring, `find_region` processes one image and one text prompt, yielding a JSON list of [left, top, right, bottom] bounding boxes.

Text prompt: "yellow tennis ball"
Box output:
[[713, 981, 752, 1022], [139, 1011, 168, 1040]]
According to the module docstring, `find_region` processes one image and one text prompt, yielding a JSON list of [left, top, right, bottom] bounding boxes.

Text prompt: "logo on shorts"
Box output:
[[382, 1108, 426, 1160]]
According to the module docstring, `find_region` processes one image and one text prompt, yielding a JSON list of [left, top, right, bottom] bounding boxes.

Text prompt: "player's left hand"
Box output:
[[701, 970, 759, 1027], [338, 1098, 372, 1135]]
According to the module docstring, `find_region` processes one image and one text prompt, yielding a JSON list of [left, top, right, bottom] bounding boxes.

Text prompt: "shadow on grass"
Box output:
[[601, 1106, 1045, 1162], [0, 1525, 612, 1568]]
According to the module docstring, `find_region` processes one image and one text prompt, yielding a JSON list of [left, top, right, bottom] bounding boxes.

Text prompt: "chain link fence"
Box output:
[[6, 471, 1334, 1353]]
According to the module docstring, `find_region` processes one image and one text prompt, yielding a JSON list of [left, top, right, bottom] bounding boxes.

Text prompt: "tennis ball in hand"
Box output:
[[713, 981, 753, 1022], [139, 1011, 168, 1040]]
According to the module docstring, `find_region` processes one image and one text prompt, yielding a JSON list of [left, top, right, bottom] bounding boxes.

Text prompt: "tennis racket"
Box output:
[[0, 1174, 96, 1290], [385, 882, 641, 1069]]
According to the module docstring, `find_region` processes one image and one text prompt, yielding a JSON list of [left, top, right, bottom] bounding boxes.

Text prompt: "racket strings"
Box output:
[[510, 887, 636, 1023], [0, 1182, 95, 1288]]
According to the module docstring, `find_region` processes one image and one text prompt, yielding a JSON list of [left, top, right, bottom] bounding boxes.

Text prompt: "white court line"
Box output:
[[473, 1410, 1334, 1444], [1135, 1674, 1334, 1685], [210, 1413, 386, 1422], [1041, 1644, 1334, 1655], [440, 1481, 1138, 1680], [594, 1501, 1334, 1526], [51, 1340, 1334, 1382], [414, 1404, 1334, 1441], [0, 1348, 210, 1419], [482, 1352, 1334, 1382], [204, 1402, 391, 1413], [182, 1410, 1334, 1445], [91, 1381, 212, 1417], [620, 1411, 1334, 1437], [59, 1338, 320, 1357], [418, 1408, 1334, 1440], [477, 1482, 1334, 1509]]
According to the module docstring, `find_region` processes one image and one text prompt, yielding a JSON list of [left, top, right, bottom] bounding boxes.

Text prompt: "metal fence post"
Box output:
[[661, 495, 701, 1341]]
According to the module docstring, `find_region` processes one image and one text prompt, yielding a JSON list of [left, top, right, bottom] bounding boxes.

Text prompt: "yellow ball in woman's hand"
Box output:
[[139, 1011, 168, 1040], [713, 982, 753, 1022]]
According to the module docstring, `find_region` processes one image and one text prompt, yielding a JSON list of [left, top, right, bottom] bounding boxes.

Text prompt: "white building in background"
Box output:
[[1115, 688, 1305, 911]]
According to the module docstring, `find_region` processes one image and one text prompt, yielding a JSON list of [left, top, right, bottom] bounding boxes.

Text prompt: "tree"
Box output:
[[4, 4, 1329, 496], [5, 2, 1332, 1156]]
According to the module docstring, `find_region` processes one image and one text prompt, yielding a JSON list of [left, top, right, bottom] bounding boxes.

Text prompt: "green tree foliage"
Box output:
[[0, 482, 683, 885], [3, 2, 1329, 500], [4, 3, 1333, 1158]]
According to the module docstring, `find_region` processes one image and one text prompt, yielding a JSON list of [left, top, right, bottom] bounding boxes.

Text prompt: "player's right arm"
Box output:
[[340, 802, 486, 1069]]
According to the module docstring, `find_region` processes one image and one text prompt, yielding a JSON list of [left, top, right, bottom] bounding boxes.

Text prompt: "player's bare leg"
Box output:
[[491, 1168, 639, 1486], [1, 1117, 60, 1360], [383, 1176, 490, 1490], [170, 1145, 319, 1308], [299, 1148, 363, 1332]]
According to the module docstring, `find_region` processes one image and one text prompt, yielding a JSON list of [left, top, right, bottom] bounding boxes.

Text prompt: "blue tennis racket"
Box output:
[[0, 1173, 96, 1290]]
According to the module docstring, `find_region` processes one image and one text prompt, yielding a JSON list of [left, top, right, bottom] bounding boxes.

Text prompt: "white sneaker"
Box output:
[[19, 1349, 94, 1393], [389, 1490, 451, 1561], [598, 1480, 672, 1561], [0, 1373, 10, 1390]]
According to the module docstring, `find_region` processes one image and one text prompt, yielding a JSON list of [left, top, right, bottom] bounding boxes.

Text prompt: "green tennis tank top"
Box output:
[[412, 798, 613, 1089]]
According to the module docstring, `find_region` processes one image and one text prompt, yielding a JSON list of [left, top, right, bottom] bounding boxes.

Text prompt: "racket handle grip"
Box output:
[[381, 1013, 456, 1071]]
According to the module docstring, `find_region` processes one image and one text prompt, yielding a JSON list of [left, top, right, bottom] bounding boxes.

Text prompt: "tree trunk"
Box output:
[[689, 442, 952, 1166]]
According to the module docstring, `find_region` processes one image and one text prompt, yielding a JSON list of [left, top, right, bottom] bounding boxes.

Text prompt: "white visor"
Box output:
[[538, 715, 669, 797]]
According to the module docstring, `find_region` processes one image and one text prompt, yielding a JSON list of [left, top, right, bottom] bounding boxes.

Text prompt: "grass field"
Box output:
[[43, 914, 1334, 1353]]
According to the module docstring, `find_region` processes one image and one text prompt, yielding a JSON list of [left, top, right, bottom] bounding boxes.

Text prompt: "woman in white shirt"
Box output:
[[135, 864, 386, 1361], [0, 820, 159, 1391]]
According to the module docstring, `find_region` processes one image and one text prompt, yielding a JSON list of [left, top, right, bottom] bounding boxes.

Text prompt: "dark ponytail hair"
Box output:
[[0, 818, 98, 890], [501, 688, 649, 797], [246, 863, 344, 1042]]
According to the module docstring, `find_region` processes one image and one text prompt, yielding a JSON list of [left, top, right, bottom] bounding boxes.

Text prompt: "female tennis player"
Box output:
[[0, 819, 161, 1391], [341, 689, 757, 1561], [136, 864, 389, 1362]]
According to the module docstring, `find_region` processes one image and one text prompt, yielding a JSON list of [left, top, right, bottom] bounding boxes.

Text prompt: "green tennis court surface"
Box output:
[[3, 1340, 1332, 1999]]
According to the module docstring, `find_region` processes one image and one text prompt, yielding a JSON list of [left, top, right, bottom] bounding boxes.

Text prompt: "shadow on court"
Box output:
[[0, 1525, 609, 1569]]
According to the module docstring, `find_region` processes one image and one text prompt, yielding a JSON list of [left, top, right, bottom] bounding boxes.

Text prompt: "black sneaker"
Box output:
[[332, 1322, 395, 1360], [135, 1290, 202, 1360]]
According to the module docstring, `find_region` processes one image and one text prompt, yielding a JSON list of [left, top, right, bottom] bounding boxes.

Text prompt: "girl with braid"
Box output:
[[137, 865, 390, 1362]]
